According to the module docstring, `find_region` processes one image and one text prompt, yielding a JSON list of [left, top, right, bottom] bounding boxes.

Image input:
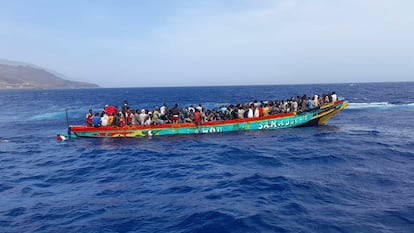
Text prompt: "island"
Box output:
[[0, 58, 99, 89]]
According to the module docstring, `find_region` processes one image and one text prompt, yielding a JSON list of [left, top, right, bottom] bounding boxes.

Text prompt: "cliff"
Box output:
[[0, 59, 99, 89]]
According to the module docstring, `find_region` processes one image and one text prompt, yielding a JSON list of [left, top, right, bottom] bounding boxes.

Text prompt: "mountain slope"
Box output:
[[0, 59, 99, 89]]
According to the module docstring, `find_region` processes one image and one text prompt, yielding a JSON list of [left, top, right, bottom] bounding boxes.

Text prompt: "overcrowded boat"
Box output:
[[56, 93, 348, 140]]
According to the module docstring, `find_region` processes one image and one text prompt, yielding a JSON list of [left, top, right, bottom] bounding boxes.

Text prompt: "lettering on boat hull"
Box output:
[[258, 115, 308, 130], [201, 127, 223, 134]]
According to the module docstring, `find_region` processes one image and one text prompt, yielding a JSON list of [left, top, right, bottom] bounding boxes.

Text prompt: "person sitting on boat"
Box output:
[[262, 104, 269, 116], [139, 109, 147, 125], [178, 109, 185, 123], [131, 109, 139, 125], [237, 106, 245, 119], [182, 107, 189, 120], [126, 109, 133, 126], [187, 105, 195, 114], [203, 109, 212, 122], [308, 97, 314, 110], [92, 113, 101, 127], [108, 112, 115, 126], [258, 105, 264, 117], [101, 113, 109, 127], [118, 112, 126, 127], [112, 112, 122, 126], [229, 107, 238, 120], [324, 94, 330, 104], [86, 109, 93, 126], [144, 112, 153, 125], [152, 108, 162, 124], [318, 95, 325, 107], [184, 109, 194, 123], [254, 106, 260, 118]]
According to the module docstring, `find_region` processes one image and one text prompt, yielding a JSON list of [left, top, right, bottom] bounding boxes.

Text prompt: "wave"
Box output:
[[347, 102, 414, 109]]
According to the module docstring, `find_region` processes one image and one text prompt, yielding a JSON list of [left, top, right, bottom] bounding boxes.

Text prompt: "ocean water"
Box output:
[[1, 82, 413, 233]]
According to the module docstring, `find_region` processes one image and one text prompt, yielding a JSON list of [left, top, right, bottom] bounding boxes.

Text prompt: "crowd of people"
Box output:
[[86, 92, 338, 127]]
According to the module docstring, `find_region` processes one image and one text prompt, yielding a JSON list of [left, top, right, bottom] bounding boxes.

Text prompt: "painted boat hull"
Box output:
[[57, 100, 348, 140]]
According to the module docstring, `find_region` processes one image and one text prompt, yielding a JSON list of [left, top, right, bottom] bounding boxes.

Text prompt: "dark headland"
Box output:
[[0, 58, 99, 89]]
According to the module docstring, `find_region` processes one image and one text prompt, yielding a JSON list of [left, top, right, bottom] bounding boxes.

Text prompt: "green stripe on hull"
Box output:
[[58, 100, 348, 139]]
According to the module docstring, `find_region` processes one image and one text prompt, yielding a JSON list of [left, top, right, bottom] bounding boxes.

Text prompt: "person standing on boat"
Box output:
[[171, 103, 180, 124], [291, 99, 298, 112], [331, 92, 337, 103], [301, 95, 308, 112], [313, 95, 319, 108], [160, 103, 167, 116], [86, 109, 93, 126], [194, 109, 202, 127], [247, 105, 254, 118], [105, 105, 116, 116], [122, 100, 129, 118], [196, 103, 203, 113]]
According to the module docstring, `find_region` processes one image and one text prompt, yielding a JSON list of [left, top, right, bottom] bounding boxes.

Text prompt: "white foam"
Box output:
[[348, 102, 414, 109]]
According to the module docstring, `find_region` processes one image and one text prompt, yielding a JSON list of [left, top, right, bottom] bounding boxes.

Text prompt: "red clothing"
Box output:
[[194, 112, 201, 123], [86, 113, 93, 126], [119, 115, 125, 127], [259, 107, 264, 117], [127, 112, 133, 125], [106, 106, 116, 116]]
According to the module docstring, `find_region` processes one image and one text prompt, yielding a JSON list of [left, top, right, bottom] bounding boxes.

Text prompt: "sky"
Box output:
[[0, 0, 413, 87]]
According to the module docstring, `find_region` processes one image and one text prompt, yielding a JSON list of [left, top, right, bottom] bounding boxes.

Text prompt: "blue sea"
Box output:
[[1, 82, 414, 233]]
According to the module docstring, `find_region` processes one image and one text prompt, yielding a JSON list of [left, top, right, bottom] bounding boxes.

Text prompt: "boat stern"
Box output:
[[56, 126, 75, 140]]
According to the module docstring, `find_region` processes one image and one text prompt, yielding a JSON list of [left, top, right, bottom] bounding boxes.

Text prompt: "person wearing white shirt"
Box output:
[[331, 92, 337, 103]]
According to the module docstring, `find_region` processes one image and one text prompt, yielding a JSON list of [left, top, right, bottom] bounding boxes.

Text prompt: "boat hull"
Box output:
[[57, 100, 348, 140]]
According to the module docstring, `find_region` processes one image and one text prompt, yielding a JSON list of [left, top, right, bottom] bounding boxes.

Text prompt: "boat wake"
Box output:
[[347, 102, 414, 110]]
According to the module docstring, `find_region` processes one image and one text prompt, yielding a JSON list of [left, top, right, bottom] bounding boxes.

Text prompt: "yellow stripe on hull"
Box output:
[[318, 101, 348, 125]]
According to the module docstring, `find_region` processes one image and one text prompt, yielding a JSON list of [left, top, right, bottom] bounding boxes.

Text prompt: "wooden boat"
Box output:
[[56, 99, 348, 140]]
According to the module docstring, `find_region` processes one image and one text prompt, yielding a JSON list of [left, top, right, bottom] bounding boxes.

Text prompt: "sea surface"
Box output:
[[1, 82, 413, 233]]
